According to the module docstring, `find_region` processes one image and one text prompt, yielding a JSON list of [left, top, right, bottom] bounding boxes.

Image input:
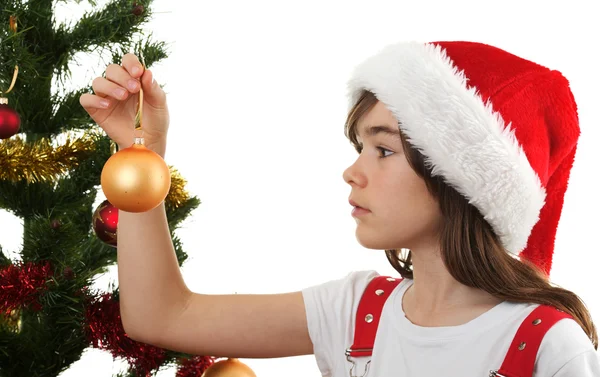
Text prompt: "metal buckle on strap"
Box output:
[[344, 347, 373, 356], [489, 370, 507, 377], [345, 348, 372, 377]]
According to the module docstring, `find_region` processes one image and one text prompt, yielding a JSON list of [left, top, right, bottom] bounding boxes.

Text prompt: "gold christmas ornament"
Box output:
[[100, 140, 170, 213], [100, 67, 171, 213], [201, 358, 257, 377]]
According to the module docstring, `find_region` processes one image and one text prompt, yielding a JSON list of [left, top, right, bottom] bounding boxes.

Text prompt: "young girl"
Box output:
[[79, 40, 600, 376]]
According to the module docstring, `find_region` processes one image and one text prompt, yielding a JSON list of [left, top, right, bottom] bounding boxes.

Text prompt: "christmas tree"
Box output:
[[0, 1, 217, 376]]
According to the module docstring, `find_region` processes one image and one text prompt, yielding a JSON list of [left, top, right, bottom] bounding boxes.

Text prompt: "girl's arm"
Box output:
[[117, 202, 312, 358]]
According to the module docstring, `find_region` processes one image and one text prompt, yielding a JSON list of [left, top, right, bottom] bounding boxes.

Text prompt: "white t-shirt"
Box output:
[[302, 270, 600, 377]]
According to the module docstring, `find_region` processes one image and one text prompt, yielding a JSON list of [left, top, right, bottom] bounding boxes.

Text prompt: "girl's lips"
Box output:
[[351, 206, 371, 217]]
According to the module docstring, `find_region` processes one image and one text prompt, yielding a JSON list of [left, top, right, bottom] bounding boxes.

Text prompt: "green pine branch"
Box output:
[[61, 0, 151, 55]]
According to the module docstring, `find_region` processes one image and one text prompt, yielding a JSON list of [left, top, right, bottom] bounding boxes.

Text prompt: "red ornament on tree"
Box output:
[[0, 64, 20, 139], [63, 266, 75, 280], [92, 200, 118, 247], [50, 219, 61, 229], [132, 2, 144, 16], [0, 99, 20, 139]]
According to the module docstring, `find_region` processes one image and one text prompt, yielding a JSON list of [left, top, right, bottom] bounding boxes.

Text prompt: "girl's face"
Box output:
[[343, 100, 443, 251]]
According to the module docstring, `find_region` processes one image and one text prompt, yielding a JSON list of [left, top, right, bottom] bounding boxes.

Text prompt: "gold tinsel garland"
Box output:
[[0, 134, 97, 183], [165, 166, 190, 210], [0, 133, 192, 209]]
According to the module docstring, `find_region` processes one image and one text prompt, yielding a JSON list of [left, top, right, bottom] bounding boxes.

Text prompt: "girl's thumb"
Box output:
[[140, 69, 166, 107]]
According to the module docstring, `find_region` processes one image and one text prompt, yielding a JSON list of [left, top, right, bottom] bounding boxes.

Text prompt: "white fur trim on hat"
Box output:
[[347, 42, 546, 254]]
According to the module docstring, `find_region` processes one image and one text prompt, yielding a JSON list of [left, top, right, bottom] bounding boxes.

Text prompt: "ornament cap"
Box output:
[[0, 97, 7, 105]]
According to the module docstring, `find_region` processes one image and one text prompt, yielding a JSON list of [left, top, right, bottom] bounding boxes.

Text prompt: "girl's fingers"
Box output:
[[104, 63, 141, 95], [79, 92, 111, 111], [92, 75, 132, 101], [122, 53, 144, 79], [138, 69, 167, 108]]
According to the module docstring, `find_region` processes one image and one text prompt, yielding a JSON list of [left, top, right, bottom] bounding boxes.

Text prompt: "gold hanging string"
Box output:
[[0, 66, 19, 97], [133, 51, 147, 140], [134, 74, 144, 132], [1, 16, 20, 100]]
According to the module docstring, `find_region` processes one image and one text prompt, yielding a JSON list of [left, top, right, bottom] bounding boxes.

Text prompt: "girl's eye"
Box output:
[[353, 144, 394, 158], [376, 147, 394, 158]]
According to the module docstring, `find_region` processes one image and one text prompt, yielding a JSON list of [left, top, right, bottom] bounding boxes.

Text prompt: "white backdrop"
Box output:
[[0, 0, 598, 376]]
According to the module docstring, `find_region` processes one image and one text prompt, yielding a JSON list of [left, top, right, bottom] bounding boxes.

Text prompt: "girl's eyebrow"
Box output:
[[358, 124, 401, 140]]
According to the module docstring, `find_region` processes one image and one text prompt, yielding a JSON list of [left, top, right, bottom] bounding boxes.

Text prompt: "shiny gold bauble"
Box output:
[[0, 309, 22, 333], [100, 142, 170, 213], [201, 358, 256, 377]]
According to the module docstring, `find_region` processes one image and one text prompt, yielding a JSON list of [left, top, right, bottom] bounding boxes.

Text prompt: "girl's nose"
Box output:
[[343, 162, 366, 187]]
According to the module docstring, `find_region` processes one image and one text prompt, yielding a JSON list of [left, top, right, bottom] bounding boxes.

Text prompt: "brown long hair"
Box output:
[[345, 90, 598, 349]]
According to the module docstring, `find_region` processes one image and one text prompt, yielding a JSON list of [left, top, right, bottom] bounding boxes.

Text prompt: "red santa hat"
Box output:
[[347, 41, 580, 275]]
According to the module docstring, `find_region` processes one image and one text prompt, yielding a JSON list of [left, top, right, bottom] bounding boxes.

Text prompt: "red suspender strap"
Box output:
[[494, 305, 574, 377], [346, 276, 403, 358]]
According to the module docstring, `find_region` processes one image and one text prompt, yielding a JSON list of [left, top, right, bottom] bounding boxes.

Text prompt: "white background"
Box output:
[[0, 0, 598, 376]]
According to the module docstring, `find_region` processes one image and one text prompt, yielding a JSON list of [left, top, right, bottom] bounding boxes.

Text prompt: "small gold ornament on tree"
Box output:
[[0, 309, 22, 333], [9, 15, 17, 32]]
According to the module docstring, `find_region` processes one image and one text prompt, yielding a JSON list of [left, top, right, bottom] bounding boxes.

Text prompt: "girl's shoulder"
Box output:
[[536, 315, 599, 374], [502, 302, 598, 375]]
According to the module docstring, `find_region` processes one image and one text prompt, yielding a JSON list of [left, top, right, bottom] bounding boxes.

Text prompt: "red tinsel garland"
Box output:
[[84, 292, 167, 376], [0, 261, 53, 315], [176, 355, 215, 377], [0, 261, 216, 376], [85, 292, 216, 376]]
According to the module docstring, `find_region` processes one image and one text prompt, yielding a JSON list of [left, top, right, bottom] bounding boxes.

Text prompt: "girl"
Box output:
[[79, 40, 599, 376]]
